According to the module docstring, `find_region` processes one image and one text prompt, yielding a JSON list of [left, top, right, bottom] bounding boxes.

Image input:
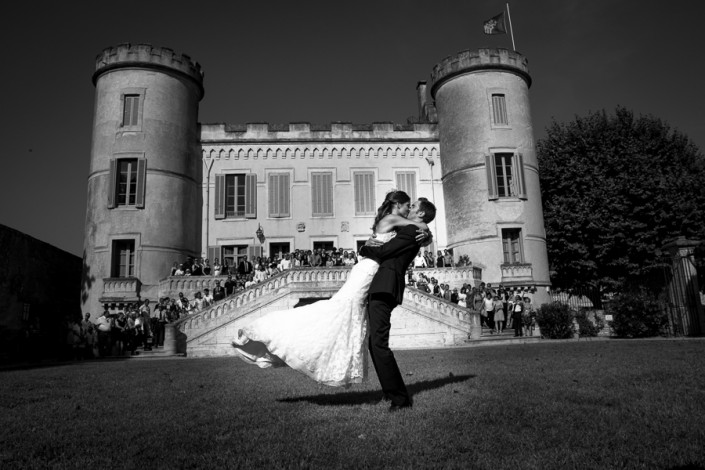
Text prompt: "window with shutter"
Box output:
[[122, 95, 140, 127], [501, 228, 524, 264], [111, 239, 135, 277], [353, 172, 375, 215], [116, 159, 139, 206], [395, 171, 416, 201], [491, 94, 508, 126], [486, 152, 527, 200], [268, 173, 290, 217], [223, 173, 257, 218], [311, 172, 333, 217]]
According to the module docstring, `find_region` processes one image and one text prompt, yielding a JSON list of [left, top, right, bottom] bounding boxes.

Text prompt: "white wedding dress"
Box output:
[[232, 232, 396, 387]]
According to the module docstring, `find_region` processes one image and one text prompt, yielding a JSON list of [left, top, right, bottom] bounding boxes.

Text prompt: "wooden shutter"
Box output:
[[513, 153, 527, 199], [135, 158, 147, 208], [207, 246, 221, 265], [247, 245, 263, 259], [107, 159, 117, 208], [214, 174, 226, 219], [268, 173, 290, 217], [395, 171, 416, 201], [245, 173, 257, 218], [312, 172, 333, 216], [485, 154, 498, 200], [492, 94, 508, 125], [354, 172, 375, 215]]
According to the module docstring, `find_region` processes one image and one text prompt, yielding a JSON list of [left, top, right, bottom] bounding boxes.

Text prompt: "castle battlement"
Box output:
[[430, 48, 531, 97], [93, 43, 204, 97], [199, 121, 438, 142]]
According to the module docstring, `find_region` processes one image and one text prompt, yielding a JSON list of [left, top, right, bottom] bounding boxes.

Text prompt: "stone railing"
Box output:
[[173, 267, 351, 334], [174, 266, 481, 352], [101, 277, 141, 302], [410, 267, 479, 289], [500, 263, 533, 283]]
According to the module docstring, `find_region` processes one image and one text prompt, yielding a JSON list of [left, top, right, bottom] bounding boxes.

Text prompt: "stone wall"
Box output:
[[0, 224, 82, 361]]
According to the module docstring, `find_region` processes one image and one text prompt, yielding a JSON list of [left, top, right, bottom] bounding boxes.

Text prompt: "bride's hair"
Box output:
[[371, 190, 411, 233]]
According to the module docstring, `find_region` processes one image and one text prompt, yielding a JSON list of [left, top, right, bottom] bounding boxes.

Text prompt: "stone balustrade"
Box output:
[[101, 277, 141, 303], [500, 263, 533, 283], [174, 266, 478, 355]]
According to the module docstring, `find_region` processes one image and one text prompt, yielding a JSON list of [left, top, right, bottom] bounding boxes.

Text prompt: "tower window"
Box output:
[[108, 157, 147, 208], [485, 152, 527, 200], [491, 94, 508, 126], [502, 228, 524, 264], [122, 95, 140, 127], [112, 239, 135, 277]]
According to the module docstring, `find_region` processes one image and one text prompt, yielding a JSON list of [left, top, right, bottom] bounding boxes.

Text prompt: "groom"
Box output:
[[359, 196, 437, 412]]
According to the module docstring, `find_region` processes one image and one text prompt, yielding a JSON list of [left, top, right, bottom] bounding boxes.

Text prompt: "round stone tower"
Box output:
[[82, 44, 204, 317], [430, 48, 550, 303]]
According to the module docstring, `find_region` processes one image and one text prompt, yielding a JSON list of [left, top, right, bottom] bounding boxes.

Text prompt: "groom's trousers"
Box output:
[[368, 293, 411, 407]]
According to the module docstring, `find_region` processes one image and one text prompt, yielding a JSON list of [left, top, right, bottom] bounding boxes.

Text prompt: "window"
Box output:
[[313, 241, 335, 252], [222, 245, 248, 270], [122, 95, 140, 127], [214, 173, 256, 219], [502, 229, 524, 264], [268, 173, 290, 218], [269, 242, 290, 259], [112, 240, 135, 277], [108, 157, 147, 208], [395, 171, 417, 201], [491, 94, 508, 126], [485, 152, 527, 200], [353, 171, 375, 215], [311, 172, 333, 217]]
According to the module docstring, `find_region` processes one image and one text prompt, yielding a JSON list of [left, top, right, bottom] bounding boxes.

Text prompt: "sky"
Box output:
[[1, 0, 703, 258]]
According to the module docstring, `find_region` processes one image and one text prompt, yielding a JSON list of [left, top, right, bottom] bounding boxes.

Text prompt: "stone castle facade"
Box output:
[[81, 43, 551, 318]]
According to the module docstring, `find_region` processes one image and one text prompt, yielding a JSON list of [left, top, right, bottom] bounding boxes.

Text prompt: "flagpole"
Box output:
[[506, 3, 516, 51]]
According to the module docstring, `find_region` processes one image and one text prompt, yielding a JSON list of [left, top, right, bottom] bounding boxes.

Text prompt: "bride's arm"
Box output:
[[377, 214, 427, 233]]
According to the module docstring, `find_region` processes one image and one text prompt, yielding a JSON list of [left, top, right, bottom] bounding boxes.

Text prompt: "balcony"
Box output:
[[100, 277, 141, 304], [500, 263, 533, 283]]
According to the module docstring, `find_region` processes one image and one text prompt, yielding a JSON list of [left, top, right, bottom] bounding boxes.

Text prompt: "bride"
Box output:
[[231, 190, 430, 387]]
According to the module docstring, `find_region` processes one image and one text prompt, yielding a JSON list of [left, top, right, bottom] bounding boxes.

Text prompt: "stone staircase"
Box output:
[[171, 267, 481, 357]]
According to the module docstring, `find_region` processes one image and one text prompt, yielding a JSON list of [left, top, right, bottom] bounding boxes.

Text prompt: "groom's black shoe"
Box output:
[[389, 402, 412, 413]]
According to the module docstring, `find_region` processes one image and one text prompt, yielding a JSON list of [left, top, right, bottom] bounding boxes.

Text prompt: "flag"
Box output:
[[483, 12, 507, 35]]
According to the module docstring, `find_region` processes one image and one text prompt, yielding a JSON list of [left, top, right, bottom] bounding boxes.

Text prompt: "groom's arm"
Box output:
[[359, 226, 418, 262]]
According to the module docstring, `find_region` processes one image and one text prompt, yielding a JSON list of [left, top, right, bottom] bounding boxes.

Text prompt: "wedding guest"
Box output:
[[436, 250, 445, 268], [212, 281, 226, 302], [493, 295, 505, 334], [202, 288, 214, 307], [170, 262, 180, 276], [203, 259, 211, 276], [213, 258, 222, 276], [511, 295, 525, 337], [483, 292, 495, 332], [224, 275, 236, 296]]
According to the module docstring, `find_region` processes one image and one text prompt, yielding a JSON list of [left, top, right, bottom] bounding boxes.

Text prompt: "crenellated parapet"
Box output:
[[199, 121, 438, 143], [93, 43, 204, 98], [430, 48, 531, 97]]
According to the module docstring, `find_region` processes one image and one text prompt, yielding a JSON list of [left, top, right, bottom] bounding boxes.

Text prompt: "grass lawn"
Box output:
[[1, 339, 704, 469]]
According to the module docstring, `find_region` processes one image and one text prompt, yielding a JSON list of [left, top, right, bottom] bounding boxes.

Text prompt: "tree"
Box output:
[[537, 107, 705, 295]]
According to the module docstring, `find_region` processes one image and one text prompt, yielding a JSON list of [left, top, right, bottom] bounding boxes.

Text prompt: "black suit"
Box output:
[[359, 224, 421, 407]]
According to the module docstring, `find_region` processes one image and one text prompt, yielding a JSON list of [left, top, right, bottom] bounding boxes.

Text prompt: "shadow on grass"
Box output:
[[278, 374, 475, 406]]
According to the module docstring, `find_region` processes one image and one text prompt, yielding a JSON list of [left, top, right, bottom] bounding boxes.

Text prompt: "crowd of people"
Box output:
[[65, 249, 531, 359], [405, 276, 537, 337]]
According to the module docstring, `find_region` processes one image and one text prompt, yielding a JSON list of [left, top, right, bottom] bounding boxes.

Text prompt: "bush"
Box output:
[[575, 310, 605, 337], [536, 302, 576, 339], [607, 292, 668, 338]]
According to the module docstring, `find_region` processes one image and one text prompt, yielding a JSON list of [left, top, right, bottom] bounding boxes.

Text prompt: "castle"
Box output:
[[82, 43, 551, 335]]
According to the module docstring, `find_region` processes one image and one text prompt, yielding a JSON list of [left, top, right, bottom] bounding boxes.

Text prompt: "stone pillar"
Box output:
[[662, 237, 704, 336], [162, 323, 178, 355]]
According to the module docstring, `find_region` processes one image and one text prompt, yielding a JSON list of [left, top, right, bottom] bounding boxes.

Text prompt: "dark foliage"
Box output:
[[537, 107, 705, 293], [608, 292, 668, 338], [575, 310, 604, 337], [536, 302, 575, 339]]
